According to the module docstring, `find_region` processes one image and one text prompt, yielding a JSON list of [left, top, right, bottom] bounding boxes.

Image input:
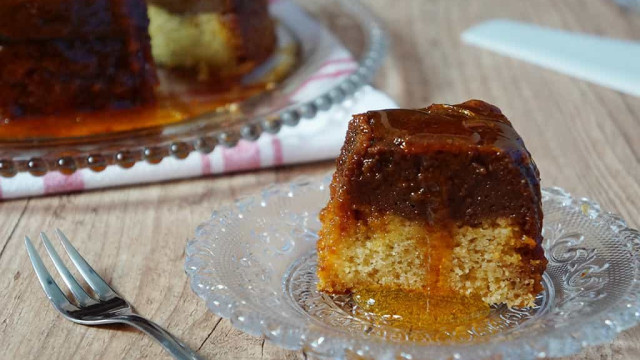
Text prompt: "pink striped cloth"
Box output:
[[0, 1, 396, 200]]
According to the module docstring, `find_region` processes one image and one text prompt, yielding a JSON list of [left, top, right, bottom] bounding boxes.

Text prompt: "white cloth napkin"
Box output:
[[0, 0, 397, 200]]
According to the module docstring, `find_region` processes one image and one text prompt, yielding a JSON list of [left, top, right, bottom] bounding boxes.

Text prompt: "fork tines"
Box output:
[[24, 229, 118, 311]]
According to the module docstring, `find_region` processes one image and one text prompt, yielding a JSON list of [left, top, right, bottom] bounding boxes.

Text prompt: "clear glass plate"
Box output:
[[0, 0, 388, 178], [185, 173, 640, 360]]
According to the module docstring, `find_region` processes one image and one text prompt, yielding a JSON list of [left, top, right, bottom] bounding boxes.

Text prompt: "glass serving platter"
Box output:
[[0, 0, 388, 178], [185, 173, 640, 360]]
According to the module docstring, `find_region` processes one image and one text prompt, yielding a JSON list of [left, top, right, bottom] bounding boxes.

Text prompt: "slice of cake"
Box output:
[[147, 0, 276, 81], [0, 0, 157, 118], [317, 100, 546, 307]]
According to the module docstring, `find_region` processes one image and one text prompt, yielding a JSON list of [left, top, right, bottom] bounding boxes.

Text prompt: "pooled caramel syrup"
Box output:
[[353, 289, 489, 331], [0, 43, 297, 140], [0, 73, 267, 139]]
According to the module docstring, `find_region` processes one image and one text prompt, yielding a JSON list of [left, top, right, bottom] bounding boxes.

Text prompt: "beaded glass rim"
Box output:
[[0, 0, 388, 178], [185, 173, 640, 360]]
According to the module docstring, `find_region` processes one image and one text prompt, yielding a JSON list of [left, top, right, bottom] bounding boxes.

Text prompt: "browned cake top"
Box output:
[[331, 100, 543, 250]]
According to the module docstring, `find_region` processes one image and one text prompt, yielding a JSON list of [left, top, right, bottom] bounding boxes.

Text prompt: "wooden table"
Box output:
[[1, 1, 639, 359]]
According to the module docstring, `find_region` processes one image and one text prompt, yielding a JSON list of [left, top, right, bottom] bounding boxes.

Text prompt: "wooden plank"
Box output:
[[0, 199, 28, 259], [0, 164, 329, 359]]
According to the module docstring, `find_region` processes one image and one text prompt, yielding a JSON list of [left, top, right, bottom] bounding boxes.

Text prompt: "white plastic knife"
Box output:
[[461, 19, 640, 97]]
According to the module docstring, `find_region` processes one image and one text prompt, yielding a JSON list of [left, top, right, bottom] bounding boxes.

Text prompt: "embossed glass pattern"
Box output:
[[185, 175, 640, 360]]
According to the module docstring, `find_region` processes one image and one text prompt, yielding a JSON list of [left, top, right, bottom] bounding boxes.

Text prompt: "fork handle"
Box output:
[[117, 314, 202, 360]]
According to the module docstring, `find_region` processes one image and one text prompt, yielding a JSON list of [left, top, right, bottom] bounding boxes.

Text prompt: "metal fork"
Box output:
[[24, 229, 201, 360]]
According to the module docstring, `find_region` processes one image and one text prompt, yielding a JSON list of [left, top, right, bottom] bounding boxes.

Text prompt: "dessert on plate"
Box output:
[[0, 0, 276, 119], [317, 100, 547, 307]]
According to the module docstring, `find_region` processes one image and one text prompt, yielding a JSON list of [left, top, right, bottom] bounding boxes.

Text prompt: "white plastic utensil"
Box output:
[[462, 19, 640, 97]]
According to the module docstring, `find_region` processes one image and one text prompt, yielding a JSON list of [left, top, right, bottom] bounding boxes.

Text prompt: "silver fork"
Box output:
[[25, 229, 201, 360]]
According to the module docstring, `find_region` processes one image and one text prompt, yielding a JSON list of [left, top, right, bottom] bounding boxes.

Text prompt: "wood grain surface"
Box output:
[[1, 0, 639, 359]]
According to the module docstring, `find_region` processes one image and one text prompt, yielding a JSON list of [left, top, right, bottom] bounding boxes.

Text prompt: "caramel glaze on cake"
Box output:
[[0, 0, 157, 118], [317, 100, 547, 307]]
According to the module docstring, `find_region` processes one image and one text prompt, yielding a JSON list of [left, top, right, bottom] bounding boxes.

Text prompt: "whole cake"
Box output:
[[0, 0, 276, 118], [317, 100, 547, 307], [0, 0, 157, 118]]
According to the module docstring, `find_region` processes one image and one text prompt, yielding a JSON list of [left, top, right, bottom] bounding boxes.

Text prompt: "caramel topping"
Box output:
[[368, 100, 523, 153], [0, 75, 266, 139]]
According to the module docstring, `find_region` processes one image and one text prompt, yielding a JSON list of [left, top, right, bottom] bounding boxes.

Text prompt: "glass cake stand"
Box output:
[[0, 0, 388, 178], [185, 173, 640, 360]]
